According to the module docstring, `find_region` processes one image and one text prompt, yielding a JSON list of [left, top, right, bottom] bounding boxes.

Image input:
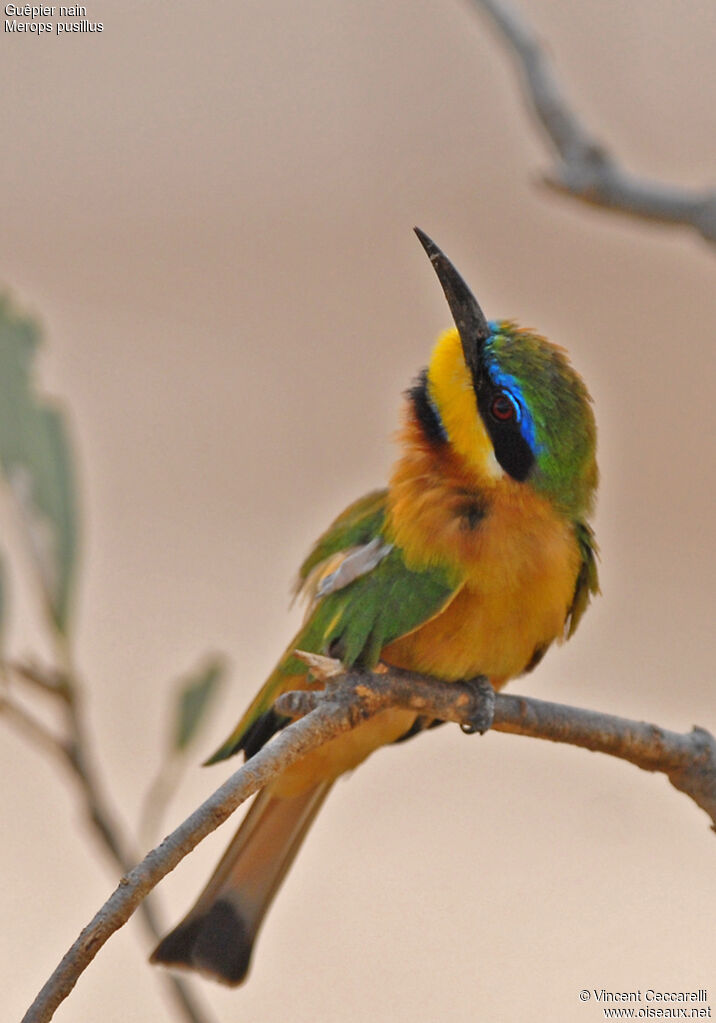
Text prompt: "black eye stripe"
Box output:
[[478, 388, 534, 482], [490, 428, 534, 481], [409, 366, 534, 482]]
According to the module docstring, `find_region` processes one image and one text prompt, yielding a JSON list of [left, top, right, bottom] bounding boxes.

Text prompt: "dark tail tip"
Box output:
[[151, 899, 255, 987]]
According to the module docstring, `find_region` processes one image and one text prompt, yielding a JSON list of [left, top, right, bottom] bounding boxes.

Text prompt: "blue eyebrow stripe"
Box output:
[[484, 328, 542, 455]]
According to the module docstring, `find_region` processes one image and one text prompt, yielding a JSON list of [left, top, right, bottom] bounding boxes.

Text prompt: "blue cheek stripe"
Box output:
[[484, 327, 543, 455]]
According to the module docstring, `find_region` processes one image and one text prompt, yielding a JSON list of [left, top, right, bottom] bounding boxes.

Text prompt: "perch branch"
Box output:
[[22, 659, 715, 1022], [469, 0, 716, 245]]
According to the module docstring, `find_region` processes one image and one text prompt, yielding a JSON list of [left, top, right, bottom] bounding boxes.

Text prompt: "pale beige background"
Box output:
[[2, 2, 715, 1021]]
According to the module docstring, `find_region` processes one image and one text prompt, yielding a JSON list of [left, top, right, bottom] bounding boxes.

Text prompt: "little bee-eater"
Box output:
[[152, 228, 598, 985]]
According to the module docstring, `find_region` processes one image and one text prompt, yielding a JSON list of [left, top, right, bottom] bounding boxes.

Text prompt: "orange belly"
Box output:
[[382, 568, 570, 684]]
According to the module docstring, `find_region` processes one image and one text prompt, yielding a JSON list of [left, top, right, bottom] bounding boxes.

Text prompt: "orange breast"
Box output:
[[383, 418, 581, 687], [276, 419, 581, 796], [382, 511, 578, 685], [274, 483, 579, 798]]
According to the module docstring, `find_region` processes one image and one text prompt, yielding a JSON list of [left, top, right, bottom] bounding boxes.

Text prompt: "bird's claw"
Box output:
[[459, 676, 495, 735]]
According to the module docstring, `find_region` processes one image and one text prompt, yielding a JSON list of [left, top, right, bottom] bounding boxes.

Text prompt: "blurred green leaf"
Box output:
[[173, 656, 225, 753], [0, 296, 78, 633]]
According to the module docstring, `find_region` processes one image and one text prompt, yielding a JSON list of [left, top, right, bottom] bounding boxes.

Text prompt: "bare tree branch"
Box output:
[[22, 661, 716, 1023], [287, 655, 716, 827], [3, 661, 216, 1023], [469, 0, 716, 245]]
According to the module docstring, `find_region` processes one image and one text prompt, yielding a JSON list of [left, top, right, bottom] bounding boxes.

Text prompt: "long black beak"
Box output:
[[414, 227, 491, 381]]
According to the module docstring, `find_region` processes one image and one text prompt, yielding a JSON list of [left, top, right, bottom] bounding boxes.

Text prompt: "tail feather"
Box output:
[[151, 780, 332, 986]]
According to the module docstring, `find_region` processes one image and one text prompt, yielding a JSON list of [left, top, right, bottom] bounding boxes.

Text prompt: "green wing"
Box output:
[[295, 543, 459, 669], [566, 520, 599, 638], [294, 488, 388, 590], [206, 491, 462, 764]]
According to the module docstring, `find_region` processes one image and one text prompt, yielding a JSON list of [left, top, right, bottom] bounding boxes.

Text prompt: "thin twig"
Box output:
[[469, 0, 716, 245], [3, 659, 216, 1023], [62, 684, 218, 1023], [22, 663, 715, 1023], [8, 660, 70, 699], [0, 693, 67, 763]]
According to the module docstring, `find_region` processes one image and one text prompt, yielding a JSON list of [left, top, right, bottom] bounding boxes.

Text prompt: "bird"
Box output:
[[151, 227, 599, 986]]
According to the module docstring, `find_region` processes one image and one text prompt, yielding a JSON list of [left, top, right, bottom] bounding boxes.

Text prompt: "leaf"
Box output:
[[0, 296, 78, 633], [173, 656, 226, 753]]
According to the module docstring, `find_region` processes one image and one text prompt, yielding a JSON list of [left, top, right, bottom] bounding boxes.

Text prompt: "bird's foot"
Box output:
[[459, 676, 495, 735]]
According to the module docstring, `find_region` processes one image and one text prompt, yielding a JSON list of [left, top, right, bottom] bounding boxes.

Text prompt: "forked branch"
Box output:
[[22, 660, 716, 1023], [470, 0, 716, 245]]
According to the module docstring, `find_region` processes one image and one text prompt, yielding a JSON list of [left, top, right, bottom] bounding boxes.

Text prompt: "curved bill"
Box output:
[[414, 227, 491, 380]]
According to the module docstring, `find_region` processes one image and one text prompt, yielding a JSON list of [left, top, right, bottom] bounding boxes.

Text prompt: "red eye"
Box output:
[[490, 392, 516, 422]]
